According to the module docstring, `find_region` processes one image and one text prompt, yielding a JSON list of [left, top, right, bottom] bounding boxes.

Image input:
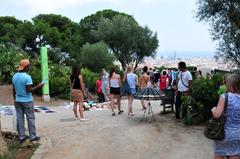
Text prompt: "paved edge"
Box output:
[[31, 135, 53, 159]]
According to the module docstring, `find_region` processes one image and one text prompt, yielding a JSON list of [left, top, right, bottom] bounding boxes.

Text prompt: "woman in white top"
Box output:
[[123, 65, 138, 117], [109, 68, 122, 116], [101, 69, 110, 102]]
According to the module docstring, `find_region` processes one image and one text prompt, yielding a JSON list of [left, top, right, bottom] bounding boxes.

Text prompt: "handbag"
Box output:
[[122, 77, 130, 95], [203, 93, 228, 140]]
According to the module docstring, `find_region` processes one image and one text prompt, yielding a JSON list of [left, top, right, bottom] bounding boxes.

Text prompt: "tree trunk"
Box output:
[[0, 115, 8, 156]]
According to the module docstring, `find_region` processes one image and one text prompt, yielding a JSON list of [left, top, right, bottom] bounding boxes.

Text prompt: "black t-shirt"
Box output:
[[70, 75, 81, 89]]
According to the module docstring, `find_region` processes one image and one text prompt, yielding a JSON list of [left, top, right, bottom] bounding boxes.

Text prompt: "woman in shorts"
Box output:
[[70, 65, 88, 121], [123, 65, 138, 117], [109, 68, 122, 116]]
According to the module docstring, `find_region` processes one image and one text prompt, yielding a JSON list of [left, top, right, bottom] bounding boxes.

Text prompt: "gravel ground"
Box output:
[[1, 97, 213, 159]]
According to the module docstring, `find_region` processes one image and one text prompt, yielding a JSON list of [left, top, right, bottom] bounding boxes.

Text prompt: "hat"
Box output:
[[18, 59, 30, 71]]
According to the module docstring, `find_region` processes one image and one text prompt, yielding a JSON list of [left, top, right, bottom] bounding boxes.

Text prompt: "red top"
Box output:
[[160, 75, 167, 91], [96, 79, 102, 93]]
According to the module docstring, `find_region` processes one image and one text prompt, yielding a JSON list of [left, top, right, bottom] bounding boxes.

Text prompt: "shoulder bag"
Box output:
[[122, 75, 130, 95], [203, 93, 228, 140]]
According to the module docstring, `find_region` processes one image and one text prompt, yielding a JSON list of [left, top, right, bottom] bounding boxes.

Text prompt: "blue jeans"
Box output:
[[14, 101, 37, 140]]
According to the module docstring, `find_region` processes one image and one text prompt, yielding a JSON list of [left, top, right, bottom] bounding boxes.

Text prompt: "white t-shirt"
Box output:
[[177, 70, 192, 92]]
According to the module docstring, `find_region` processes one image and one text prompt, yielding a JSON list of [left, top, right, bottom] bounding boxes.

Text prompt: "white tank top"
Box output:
[[110, 77, 120, 88]]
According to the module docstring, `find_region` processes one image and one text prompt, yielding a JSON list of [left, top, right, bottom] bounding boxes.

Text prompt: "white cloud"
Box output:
[[18, 0, 121, 14]]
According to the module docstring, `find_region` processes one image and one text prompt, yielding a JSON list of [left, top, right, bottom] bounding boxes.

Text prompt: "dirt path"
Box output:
[[0, 85, 67, 106], [1, 85, 213, 159]]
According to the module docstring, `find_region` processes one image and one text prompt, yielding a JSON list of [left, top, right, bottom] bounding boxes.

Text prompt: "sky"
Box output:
[[0, 0, 215, 54]]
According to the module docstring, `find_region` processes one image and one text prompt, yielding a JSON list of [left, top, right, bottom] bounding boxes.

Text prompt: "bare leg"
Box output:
[[116, 95, 121, 112], [79, 102, 84, 119], [127, 95, 131, 115], [110, 94, 115, 113], [73, 102, 78, 118], [129, 95, 134, 114], [141, 100, 146, 109]]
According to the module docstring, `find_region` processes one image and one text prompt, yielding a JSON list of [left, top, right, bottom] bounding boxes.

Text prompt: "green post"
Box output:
[[40, 47, 50, 102]]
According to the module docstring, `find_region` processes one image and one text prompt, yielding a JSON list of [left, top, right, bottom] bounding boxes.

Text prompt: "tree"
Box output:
[[79, 9, 135, 44], [32, 14, 84, 60], [92, 15, 158, 70], [0, 16, 22, 47], [80, 41, 115, 73], [196, 0, 240, 68]]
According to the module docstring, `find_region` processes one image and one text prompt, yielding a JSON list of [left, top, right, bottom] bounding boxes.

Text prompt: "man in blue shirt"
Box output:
[[12, 59, 44, 144]]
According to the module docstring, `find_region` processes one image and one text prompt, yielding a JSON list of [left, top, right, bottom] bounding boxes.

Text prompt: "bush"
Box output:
[[81, 68, 98, 92], [79, 41, 115, 73], [48, 63, 71, 99], [182, 73, 223, 125]]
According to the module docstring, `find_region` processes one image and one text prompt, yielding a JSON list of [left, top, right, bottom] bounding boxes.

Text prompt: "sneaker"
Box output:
[[80, 118, 89, 121], [128, 113, 134, 118], [20, 136, 29, 144], [30, 136, 40, 142], [112, 112, 116, 116]]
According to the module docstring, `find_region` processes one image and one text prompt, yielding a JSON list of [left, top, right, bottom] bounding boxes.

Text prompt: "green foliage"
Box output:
[[182, 73, 223, 125], [196, 0, 240, 68], [48, 63, 71, 99], [81, 68, 99, 92], [32, 14, 84, 60], [93, 15, 158, 70], [79, 9, 134, 43], [0, 45, 28, 83], [79, 41, 115, 72]]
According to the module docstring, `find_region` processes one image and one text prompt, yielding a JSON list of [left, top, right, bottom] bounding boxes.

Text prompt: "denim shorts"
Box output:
[[129, 88, 136, 95]]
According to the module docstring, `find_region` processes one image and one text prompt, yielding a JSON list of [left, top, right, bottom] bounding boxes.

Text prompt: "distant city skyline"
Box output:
[[157, 50, 215, 58], [0, 0, 215, 53]]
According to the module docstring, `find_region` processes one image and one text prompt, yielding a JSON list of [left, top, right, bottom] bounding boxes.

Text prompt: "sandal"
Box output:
[[118, 110, 124, 114]]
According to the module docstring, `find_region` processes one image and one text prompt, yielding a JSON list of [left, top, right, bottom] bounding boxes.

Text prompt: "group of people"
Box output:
[[95, 66, 138, 117], [12, 58, 240, 158]]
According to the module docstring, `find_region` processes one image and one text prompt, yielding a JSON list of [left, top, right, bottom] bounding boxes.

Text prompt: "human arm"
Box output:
[[79, 75, 85, 96], [185, 72, 193, 95], [171, 73, 174, 85], [135, 75, 139, 87], [123, 72, 127, 83], [26, 83, 44, 93], [211, 96, 225, 118], [185, 80, 192, 96], [118, 74, 121, 87], [12, 85, 16, 100]]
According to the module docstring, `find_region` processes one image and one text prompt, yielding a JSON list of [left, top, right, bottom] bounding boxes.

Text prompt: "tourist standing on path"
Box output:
[[70, 65, 88, 121], [138, 66, 150, 110], [211, 74, 240, 159], [175, 62, 192, 119], [101, 69, 110, 102], [171, 68, 178, 88], [12, 59, 44, 143], [96, 75, 105, 103], [109, 68, 122, 116], [159, 70, 168, 91], [123, 65, 138, 117]]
